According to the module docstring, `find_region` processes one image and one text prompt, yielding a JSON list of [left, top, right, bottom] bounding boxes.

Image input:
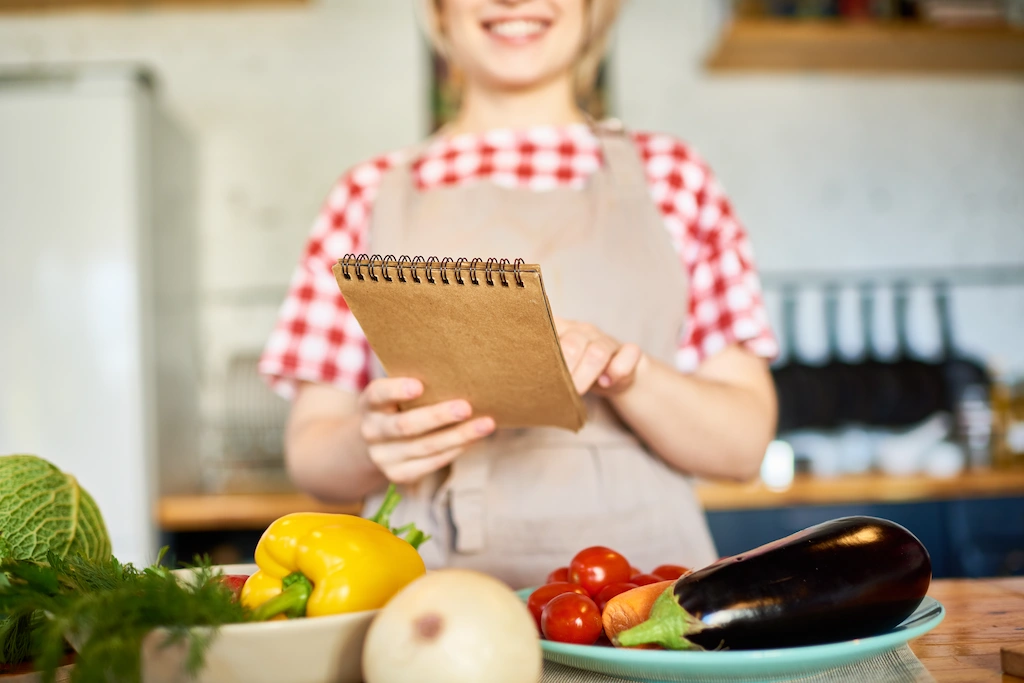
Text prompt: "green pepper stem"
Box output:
[[368, 484, 401, 528], [391, 523, 431, 551], [367, 484, 431, 550], [251, 572, 313, 621], [613, 587, 706, 651]]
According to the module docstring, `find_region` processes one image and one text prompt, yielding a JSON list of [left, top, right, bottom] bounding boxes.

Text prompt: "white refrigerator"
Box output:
[[0, 64, 200, 566]]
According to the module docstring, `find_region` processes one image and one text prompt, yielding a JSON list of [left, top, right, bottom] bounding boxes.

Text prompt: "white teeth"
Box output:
[[488, 19, 546, 38]]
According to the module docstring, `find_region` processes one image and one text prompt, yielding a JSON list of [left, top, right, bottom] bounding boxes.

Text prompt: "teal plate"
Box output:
[[517, 589, 944, 683]]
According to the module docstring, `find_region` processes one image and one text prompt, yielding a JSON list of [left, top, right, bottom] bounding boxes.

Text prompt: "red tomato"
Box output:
[[629, 565, 642, 578], [593, 582, 638, 613], [540, 593, 603, 645], [546, 566, 569, 584], [569, 546, 631, 596], [651, 564, 691, 581], [214, 574, 249, 600], [630, 573, 663, 586], [526, 582, 589, 628]]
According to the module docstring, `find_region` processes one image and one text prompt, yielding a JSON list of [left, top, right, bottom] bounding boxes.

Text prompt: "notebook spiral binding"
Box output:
[[339, 254, 526, 288]]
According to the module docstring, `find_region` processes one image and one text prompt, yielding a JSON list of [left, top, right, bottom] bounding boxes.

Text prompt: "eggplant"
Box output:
[[615, 516, 931, 651]]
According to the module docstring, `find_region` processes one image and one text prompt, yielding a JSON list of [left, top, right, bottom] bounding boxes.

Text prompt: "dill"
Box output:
[[0, 550, 250, 683]]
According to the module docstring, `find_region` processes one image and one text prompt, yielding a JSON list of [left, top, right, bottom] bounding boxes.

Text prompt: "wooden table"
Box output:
[[913, 578, 1024, 682], [156, 469, 1024, 532]]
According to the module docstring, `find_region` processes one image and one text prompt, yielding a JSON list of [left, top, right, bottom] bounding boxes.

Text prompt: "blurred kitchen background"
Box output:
[[1, 0, 1022, 576]]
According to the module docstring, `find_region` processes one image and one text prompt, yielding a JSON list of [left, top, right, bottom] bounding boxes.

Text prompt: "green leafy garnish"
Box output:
[[0, 550, 250, 683]]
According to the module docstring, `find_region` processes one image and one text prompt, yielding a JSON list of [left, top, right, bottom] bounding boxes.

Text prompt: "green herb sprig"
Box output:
[[0, 550, 250, 683]]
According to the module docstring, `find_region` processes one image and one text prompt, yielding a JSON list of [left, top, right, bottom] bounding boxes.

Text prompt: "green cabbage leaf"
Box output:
[[0, 455, 111, 563]]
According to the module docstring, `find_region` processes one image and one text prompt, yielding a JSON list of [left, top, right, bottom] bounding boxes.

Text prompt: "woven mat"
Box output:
[[541, 644, 935, 683]]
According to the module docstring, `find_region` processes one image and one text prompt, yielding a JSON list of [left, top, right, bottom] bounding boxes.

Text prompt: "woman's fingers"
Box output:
[[570, 336, 618, 395], [362, 399, 472, 443], [384, 447, 465, 485], [359, 377, 423, 412], [369, 416, 495, 470], [598, 343, 643, 393]]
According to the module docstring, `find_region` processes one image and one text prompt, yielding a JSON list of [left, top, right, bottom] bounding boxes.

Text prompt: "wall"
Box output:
[[0, 0, 427, 487], [2, 0, 1023, 493], [612, 1, 1024, 371]]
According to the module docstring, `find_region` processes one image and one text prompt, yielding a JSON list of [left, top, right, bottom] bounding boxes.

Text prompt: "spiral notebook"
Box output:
[[332, 255, 586, 431]]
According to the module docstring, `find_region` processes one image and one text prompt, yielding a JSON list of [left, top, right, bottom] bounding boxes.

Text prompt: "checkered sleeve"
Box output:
[[634, 132, 779, 373], [258, 153, 399, 399]]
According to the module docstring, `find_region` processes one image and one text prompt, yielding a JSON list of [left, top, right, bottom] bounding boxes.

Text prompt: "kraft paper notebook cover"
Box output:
[[332, 255, 586, 431]]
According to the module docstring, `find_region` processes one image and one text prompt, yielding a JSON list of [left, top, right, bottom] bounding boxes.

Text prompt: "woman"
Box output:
[[259, 0, 778, 588]]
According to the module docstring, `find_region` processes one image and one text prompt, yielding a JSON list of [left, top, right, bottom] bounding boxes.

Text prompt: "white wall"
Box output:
[[0, 0, 427, 486], [612, 1, 1024, 372]]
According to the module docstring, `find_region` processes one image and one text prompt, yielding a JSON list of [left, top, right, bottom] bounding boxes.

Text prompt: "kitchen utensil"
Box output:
[[205, 354, 292, 492], [518, 589, 944, 683], [818, 283, 864, 428], [771, 285, 820, 432], [934, 281, 992, 413], [858, 283, 901, 426], [921, 441, 966, 479], [875, 413, 952, 476], [890, 281, 947, 426]]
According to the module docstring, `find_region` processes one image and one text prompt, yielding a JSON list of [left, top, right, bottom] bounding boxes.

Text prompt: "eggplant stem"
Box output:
[[613, 588, 706, 651]]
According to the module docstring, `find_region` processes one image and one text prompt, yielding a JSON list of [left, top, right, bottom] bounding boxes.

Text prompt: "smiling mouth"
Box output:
[[483, 18, 551, 40]]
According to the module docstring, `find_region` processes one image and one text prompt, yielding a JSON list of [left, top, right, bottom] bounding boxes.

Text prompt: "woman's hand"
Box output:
[[357, 378, 495, 485], [554, 318, 645, 396]]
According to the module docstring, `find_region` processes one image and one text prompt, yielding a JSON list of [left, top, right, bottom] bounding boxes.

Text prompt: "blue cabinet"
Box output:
[[705, 497, 1024, 578]]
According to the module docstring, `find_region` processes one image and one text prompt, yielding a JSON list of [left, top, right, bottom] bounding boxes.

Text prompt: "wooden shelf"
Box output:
[[156, 468, 1024, 532], [707, 19, 1024, 74], [157, 492, 361, 532], [694, 467, 1024, 511]]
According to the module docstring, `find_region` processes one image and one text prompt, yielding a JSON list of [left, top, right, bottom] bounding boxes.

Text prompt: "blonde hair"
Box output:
[[418, 0, 624, 100]]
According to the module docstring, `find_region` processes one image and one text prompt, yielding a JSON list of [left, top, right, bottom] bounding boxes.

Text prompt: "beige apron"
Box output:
[[363, 121, 718, 588]]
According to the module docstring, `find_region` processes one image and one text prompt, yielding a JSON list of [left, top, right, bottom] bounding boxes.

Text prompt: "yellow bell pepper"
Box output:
[[241, 485, 427, 619]]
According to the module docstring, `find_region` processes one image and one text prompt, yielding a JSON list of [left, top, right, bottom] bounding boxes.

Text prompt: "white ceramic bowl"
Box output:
[[71, 563, 377, 683]]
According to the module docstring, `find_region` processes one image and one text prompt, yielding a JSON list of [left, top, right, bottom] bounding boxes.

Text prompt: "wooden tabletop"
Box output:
[[913, 577, 1024, 682], [156, 468, 1024, 532]]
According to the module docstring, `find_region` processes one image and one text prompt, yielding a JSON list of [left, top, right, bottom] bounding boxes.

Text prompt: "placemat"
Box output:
[[540, 644, 935, 683]]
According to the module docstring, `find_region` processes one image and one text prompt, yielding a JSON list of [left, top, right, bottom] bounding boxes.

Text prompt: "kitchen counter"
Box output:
[[156, 468, 1024, 532], [913, 577, 1024, 682], [0, 580, 1017, 681]]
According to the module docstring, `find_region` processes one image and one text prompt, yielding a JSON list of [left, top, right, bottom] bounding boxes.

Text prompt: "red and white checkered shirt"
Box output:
[[260, 124, 778, 399]]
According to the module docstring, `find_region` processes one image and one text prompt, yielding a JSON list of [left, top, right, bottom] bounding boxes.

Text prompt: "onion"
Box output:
[[362, 569, 542, 683]]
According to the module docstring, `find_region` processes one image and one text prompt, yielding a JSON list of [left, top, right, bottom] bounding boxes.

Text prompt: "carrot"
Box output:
[[601, 579, 674, 649]]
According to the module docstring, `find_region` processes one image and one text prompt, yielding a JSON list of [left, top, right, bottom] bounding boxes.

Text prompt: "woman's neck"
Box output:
[[447, 73, 586, 136]]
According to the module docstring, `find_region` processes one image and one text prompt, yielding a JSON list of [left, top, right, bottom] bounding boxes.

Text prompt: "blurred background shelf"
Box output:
[[696, 467, 1024, 509], [707, 20, 1024, 74], [157, 492, 360, 532], [156, 468, 1024, 532]]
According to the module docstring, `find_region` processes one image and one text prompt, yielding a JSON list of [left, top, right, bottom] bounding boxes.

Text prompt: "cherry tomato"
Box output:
[[629, 565, 642, 578], [214, 574, 249, 600], [569, 546, 631, 596], [651, 564, 691, 581], [540, 593, 603, 645], [526, 582, 589, 628], [630, 573, 663, 586], [546, 566, 569, 584], [593, 582, 638, 612]]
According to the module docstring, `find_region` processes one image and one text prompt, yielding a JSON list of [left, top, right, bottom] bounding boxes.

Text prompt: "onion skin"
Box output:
[[362, 569, 542, 683]]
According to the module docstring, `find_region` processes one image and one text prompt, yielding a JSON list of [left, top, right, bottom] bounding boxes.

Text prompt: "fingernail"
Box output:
[[452, 401, 471, 419], [475, 418, 495, 435], [404, 379, 421, 397], [599, 375, 611, 388]]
